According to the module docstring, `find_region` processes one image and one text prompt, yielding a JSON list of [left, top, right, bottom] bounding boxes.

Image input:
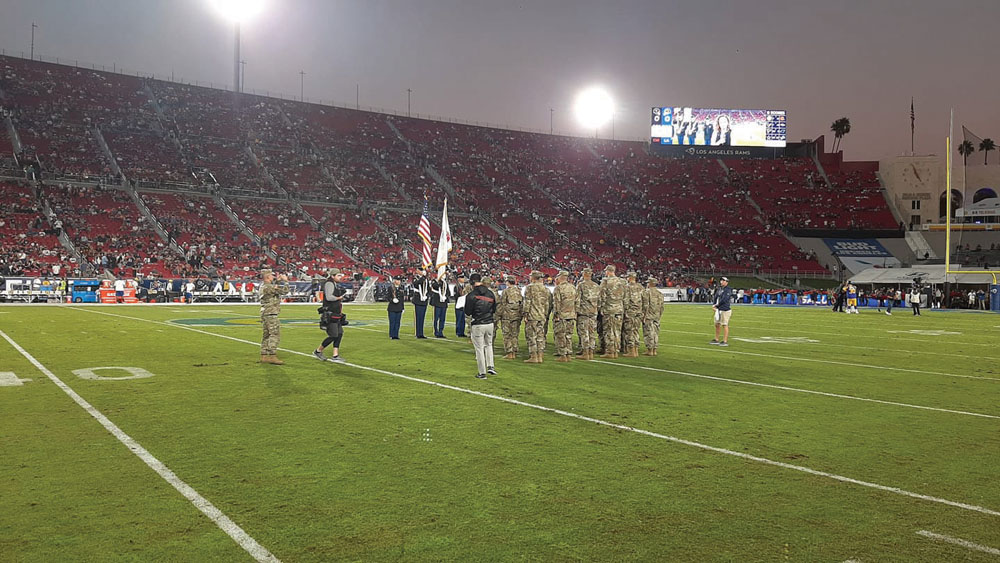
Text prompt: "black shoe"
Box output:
[[476, 373, 487, 379], [487, 367, 497, 375], [390, 336, 400, 340], [435, 335, 446, 339], [417, 336, 428, 339]]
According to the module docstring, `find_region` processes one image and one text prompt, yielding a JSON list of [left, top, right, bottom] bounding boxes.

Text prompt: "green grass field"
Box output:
[[1, 302, 998, 562]]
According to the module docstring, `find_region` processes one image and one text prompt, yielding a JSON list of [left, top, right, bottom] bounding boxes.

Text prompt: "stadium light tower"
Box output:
[[574, 86, 614, 137], [211, 0, 265, 94]]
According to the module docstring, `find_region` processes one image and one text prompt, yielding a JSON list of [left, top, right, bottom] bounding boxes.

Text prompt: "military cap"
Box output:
[[327, 268, 341, 277], [530, 270, 544, 279], [626, 270, 638, 278], [506, 274, 516, 282], [647, 277, 658, 284], [557, 270, 569, 278], [260, 268, 273, 276], [483, 276, 494, 286], [582, 267, 593, 274], [604, 265, 616, 272]]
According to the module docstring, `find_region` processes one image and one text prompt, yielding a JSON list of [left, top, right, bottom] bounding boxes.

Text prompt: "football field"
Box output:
[[1, 303, 998, 562]]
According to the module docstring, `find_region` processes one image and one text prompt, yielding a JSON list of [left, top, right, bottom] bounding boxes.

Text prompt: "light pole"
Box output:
[[232, 23, 240, 93], [210, 1, 265, 98], [240, 59, 246, 93], [299, 70, 305, 102], [549, 108, 553, 135], [407, 88, 412, 117], [30, 22, 37, 60]]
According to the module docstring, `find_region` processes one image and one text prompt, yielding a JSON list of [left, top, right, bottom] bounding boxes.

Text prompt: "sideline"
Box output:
[[65, 306, 1000, 519], [0, 329, 281, 563]]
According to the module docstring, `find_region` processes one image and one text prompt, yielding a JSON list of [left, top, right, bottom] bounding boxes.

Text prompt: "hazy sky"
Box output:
[[2, 0, 998, 161]]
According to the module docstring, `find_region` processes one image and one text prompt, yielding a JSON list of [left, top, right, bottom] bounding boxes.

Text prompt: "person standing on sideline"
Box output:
[[598, 265, 626, 359], [386, 277, 405, 339], [622, 271, 644, 357], [575, 267, 600, 360], [314, 269, 347, 362], [452, 274, 469, 337], [430, 272, 449, 338], [411, 268, 430, 339], [464, 273, 497, 379], [911, 286, 922, 316], [522, 270, 552, 364], [551, 271, 577, 362], [710, 276, 732, 347], [641, 277, 664, 356], [497, 274, 523, 359], [258, 269, 289, 364], [886, 288, 896, 315]]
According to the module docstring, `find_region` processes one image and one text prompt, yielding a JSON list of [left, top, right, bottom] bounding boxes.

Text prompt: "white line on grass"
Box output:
[[66, 306, 1000, 518], [0, 329, 281, 563], [659, 326, 1000, 363], [915, 530, 1000, 555], [590, 360, 1000, 420], [663, 343, 1000, 382]]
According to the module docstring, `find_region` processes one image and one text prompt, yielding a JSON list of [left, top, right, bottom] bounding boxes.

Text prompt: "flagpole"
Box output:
[[910, 97, 915, 154]]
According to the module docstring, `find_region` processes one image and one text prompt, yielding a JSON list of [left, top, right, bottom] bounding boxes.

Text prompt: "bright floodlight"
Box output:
[[574, 87, 614, 129], [212, 0, 265, 22]]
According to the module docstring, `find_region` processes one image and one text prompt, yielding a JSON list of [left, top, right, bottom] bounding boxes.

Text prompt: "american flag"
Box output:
[[417, 197, 433, 269]]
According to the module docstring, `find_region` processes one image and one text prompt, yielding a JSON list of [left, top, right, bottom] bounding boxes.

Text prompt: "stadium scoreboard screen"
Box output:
[[650, 107, 786, 159]]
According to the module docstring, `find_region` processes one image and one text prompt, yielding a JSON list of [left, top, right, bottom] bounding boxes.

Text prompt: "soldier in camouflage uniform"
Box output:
[[641, 276, 664, 356], [622, 271, 645, 357], [496, 274, 523, 359], [575, 267, 599, 360], [522, 270, 552, 364], [598, 264, 626, 359], [258, 269, 290, 365], [551, 270, 577, 362]]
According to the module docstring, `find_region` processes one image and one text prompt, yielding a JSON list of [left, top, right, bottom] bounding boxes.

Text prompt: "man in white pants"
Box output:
[[463, 273, 497, 380]]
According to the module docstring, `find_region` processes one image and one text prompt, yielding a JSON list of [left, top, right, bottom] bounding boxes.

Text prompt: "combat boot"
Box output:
[[558, 355, 571, 363], [524, 353, 540, 364], [600, 350, 615, 359], [644, 349, 654, 356], [653, 348, 658, 356], [261, 354, 285, 365]]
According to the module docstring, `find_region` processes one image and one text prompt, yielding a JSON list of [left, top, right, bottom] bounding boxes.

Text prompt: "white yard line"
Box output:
[[590, 360, 999, 420], [0, 329, 281, 563], [663, 343, 1000, 382], [915, 530, 1000, 555], [64, 306, 1000, 518], [659, 327, 1000, 362]]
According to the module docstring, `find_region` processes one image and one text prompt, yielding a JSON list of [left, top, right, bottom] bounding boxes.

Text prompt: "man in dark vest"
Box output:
[[410, 268, 430, 339], [387, 277, 405, 339]]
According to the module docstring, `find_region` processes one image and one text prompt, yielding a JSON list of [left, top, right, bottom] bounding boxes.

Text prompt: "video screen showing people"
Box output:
[[650, 107, 786, 148]]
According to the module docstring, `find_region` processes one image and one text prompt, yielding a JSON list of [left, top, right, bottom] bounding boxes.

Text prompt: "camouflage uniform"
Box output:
[[598, 267, 626, 356], [522, 272, 552, 361], [622, 273, 645, 355], [551, 272, 577, 359], [641, 278, 664, 355], [496, 277, 523, 357], [259, 273, 289, 357], [575, 269, 600, 355]]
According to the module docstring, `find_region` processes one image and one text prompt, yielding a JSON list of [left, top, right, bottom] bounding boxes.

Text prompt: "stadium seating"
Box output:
[[1, 53, 909, 280]]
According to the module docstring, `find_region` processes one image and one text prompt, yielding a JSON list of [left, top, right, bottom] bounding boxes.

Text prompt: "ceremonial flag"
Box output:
[[417, 197, 432, 269], [435, 198, 452, 279]]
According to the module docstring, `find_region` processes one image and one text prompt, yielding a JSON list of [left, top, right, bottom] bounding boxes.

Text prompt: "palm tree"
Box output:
[[958, 140, 975, 166], [830, 117, 851, 153], [979, 138, 996, 165]]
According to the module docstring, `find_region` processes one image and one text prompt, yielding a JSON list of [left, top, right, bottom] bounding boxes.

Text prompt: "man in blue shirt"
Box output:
[[710, 277, 732, 347]]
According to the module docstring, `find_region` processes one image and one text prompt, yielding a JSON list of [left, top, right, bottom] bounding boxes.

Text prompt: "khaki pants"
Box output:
[[471, 323, 495, 375]]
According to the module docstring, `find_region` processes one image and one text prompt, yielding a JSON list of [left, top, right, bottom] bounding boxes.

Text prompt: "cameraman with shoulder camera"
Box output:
[[314, 268, 347, 362]]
